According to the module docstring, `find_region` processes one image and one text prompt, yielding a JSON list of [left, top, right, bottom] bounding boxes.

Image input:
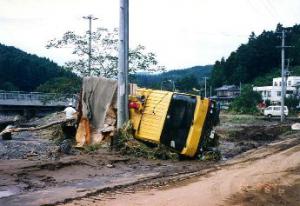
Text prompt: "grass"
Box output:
[[114, 121, 178, 160], [82, 143, 104, 153], [220, 113, 263, 125]]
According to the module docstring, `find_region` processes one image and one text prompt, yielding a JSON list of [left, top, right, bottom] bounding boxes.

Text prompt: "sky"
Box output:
[[0, 0, 300, 70]]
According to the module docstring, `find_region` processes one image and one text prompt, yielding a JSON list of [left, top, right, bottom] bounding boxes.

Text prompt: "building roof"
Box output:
[[273, 76, 300, 80], [215, 85, 240, 91], [253, 86, 296, 91]]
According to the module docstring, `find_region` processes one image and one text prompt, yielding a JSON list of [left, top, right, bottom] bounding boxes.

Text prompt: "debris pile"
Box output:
[[75, 77, 118, 147], [115, 122, 179, 160]]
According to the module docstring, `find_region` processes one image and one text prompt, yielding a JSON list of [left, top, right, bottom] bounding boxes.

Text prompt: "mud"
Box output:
[[0, 149, 218, 206], [67, 137, 300, 206], [217, 122, 291, 158], [225, 179, 300, 206], [0, 113, 298, 206]]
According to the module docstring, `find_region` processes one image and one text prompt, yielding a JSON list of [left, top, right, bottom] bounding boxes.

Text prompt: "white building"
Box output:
[[253, 76, 300, 104], [253, 86, 296, 103], [273, 76, 300, 87]]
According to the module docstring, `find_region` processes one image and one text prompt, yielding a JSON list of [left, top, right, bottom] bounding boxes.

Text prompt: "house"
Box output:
[[253, 76, 300, 104], [215, 85, 240, 98], [211, 85, 240, 109]]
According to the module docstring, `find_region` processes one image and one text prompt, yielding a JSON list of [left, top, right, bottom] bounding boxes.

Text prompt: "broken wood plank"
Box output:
[[0, 118, 75, 136]]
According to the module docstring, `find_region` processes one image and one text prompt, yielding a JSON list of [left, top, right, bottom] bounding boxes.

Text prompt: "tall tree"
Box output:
[[46, 27, 164, 78]]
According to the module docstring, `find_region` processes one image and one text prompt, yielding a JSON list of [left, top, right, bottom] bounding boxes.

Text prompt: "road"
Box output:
[[64, 137, 300, 206]]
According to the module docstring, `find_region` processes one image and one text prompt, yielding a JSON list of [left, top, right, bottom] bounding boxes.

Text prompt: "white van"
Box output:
[[263, 106, 288, 117]]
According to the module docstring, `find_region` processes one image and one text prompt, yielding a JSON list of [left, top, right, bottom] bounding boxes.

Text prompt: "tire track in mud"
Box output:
[[59, 137, 300, 206]]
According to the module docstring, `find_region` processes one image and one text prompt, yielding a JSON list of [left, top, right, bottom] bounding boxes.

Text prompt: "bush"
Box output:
[[230, 85, 262, 114], [285, 96, 299, 112]]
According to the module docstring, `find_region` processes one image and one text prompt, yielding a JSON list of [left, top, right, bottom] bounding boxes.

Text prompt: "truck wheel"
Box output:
[[267, 114, 272, 118]]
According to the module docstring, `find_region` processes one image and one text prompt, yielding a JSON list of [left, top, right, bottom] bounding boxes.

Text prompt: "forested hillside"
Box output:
[[211, 24, 300, 87], [132, 65, 212, 91], [0, 44, 79, 91]]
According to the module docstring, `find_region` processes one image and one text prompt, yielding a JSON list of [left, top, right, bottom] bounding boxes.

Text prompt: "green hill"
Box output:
[[132, 65, 212, 91], [0, 43, 79, 92], [211, 23, 300, 87]]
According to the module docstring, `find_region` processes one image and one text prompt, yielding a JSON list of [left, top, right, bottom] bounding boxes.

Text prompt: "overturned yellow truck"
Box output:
[[129, 89, 219, 158]]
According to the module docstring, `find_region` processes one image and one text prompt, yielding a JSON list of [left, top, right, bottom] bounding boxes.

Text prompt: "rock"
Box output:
[[59, 139, 72, 154], [291, 123, 300, 130], [106, 164, 114, 168]]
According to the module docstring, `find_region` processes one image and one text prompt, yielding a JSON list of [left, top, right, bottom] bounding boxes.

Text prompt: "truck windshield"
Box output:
[[160, 94, 196, 151]]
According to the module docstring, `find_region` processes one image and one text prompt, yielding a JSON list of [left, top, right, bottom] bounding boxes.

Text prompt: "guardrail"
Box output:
[[0, 91, 77, 107]]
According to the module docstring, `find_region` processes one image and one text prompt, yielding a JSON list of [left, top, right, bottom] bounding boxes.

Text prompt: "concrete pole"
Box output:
[[204, 77, 207, 98], [281, 30, 285, 122], [124, 0, 129, 120], [83, 15, 98, 73], [172, 80, 175, 92], [117, 0, 129, 129], [88, 17, 92, 72]]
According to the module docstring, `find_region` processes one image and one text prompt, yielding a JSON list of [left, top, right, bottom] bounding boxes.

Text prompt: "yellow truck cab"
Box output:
[[129, 89, 219, 158]]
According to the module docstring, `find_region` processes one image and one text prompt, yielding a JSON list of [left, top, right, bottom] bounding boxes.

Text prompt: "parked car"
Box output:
[[263, 106, 288, 117]]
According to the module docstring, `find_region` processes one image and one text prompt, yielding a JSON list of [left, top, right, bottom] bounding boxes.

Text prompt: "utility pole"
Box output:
[[117, 0, 129, 129], [277, 29, 293, 122], [204, 77, 208, 98], [281, 30, 285, 122], [83, 15, 98, 72], [170, 80, 175, 92]]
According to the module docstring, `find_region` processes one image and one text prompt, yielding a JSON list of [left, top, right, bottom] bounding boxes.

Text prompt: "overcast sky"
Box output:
[[1, 0, 300, 70]]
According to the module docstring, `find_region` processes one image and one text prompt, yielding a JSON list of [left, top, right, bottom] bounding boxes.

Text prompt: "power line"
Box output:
[[247, 0, 279, 22], [265, 0, 280, 17], [260, 0, 277, 19]]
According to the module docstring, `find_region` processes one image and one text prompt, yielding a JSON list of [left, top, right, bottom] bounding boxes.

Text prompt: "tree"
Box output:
[[46, 28, 164, 78], [0, 43, 74, 91], [230, 85, 262, 114], [0, 81, 18, 91], [175, 75, 200, 93], [285, 96, 299, 111], [35, 77, 82, 94]]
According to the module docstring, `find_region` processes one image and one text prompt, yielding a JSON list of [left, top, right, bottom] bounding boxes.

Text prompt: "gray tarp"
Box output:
[[82, 77, 117, 131]]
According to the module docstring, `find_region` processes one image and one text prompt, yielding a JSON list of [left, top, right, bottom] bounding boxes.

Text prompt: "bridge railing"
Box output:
[[0, 91, 77, 107]]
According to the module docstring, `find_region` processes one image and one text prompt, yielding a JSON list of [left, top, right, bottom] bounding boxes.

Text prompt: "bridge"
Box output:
[[0, 91, 77, 117]]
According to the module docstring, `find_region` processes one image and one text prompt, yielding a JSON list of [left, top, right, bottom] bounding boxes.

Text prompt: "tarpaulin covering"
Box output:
[[76, 77, 117, 146]]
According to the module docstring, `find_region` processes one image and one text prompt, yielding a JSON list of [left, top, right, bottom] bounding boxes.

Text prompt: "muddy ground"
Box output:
[[78, 136, 300, 206], [0, 113, 298, 206]]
